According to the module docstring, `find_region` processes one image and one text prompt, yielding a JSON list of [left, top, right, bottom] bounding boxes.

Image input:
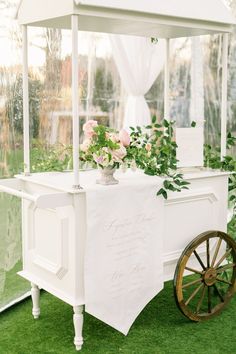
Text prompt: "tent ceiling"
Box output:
[[17, 0, 236, 38]]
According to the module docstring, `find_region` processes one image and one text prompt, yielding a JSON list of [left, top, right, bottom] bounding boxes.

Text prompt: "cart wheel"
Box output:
[[174, 231, 236, 321]]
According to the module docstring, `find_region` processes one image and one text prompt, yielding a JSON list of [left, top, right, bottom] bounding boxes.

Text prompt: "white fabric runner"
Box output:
[[84, 171, 164, 335]]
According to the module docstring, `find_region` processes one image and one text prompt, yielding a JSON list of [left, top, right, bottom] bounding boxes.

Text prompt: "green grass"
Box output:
[[0, 280, 236, 354], [0, 149, 23, 178]]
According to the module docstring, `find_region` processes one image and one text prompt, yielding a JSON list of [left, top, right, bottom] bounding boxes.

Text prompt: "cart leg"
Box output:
[[73, 305, 84, 351], [31, 283, 40, 319]]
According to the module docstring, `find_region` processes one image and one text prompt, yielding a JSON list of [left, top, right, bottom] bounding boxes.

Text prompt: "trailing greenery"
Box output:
[[128, 117, 190, 199]]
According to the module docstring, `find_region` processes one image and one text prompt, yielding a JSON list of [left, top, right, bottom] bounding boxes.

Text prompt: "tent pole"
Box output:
[[164, 38, 170, 121], [221, 33, 229, 161], [71, 15, 81, 189], [22, 25, 30, 176]]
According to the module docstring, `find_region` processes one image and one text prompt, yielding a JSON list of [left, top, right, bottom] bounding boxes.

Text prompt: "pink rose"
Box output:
[[119, 129, 130, 147], [83, 120, 98, 137], [110, 133, 119, 143], [145, 143, 152, 152], [111, 145, 127, 162]]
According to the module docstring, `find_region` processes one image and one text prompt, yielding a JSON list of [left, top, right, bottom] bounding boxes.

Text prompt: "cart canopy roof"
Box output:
[[17, 0, 236, 38]]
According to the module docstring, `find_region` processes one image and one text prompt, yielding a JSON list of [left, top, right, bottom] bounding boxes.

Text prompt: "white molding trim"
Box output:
[[163, 244, 206, 264], [28, 204, 36, 250], [33, 255, 60, 275], [165, 189, 218, 206], [18, 271, 84, 307], [27, 206, 69, 279]]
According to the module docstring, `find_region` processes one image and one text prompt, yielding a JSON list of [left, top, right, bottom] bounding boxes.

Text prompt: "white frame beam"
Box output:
[[22, 25, 30, 175], [164, 38, 170, 121], [71, 15, 81, 189], [221, 33, 229, 161]]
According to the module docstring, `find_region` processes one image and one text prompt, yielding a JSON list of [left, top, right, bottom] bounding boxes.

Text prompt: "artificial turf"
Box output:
[[0, 280, 236, 354]]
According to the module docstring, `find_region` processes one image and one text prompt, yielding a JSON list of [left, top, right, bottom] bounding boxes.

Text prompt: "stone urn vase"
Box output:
[[96, 167, 119, 185]]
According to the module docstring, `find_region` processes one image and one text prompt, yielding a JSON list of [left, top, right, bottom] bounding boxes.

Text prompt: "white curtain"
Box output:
[[110, 35, 165, 128], [190, 37, 204, 126]]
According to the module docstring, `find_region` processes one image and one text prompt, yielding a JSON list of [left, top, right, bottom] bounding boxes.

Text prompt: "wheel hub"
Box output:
[[203, 268, 217, 286]]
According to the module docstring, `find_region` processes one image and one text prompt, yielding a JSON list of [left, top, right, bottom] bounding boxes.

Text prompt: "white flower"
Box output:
[[130, 160, 137, 172], [121, 162, 128, 173]]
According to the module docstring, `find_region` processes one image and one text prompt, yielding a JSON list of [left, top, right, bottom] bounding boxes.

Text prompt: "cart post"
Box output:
[[22, 25, 30, 175], [164, 38, 170, 121], [221, 33, 229, 161], [71, 15, 81, 189]]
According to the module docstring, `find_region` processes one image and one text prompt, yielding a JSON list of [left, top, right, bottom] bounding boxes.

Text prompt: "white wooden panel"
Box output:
[[16, 0, 235, 37], [19, 172, 229, 307], [33, 209, 60, 265], [164, 190, 218, 255], [76, 0, 236, 25], [21, 194, 87, 306], [26, 206, 69, 279], [17, 0, 74, 26], [163, 175, 229, 279]]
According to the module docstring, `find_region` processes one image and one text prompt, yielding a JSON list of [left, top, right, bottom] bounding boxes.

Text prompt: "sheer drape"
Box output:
[[110, 35, 165, 128], [190, 37, 204, 126]]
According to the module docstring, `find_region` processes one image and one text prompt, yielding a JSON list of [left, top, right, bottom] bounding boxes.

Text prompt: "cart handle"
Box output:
[[0, 179, 72, 209]]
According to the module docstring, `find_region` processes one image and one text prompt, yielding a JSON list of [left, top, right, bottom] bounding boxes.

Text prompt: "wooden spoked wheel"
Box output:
[[174, 231, 236, 321]]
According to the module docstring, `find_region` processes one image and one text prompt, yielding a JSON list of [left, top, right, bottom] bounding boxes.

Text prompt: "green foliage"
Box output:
[[151, 38, 158, 44], [228, 214, 236, 242], [93, 67, 114, 113], [6, 74, 42, 139], [29, 120, 236, 207], [31, 143, 72, 172], [128, 117, 190, 199]]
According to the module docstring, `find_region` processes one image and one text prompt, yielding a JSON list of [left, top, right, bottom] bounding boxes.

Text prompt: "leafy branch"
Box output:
[[127, 117, 190, 199]]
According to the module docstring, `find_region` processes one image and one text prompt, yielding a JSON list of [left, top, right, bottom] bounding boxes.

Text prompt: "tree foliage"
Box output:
[[6, 74, 42, 139], [93, 67, 114, 113]]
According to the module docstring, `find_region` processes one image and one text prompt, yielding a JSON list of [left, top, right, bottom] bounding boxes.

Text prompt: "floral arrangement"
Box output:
[[80, 117, 190, 197], [80, 120, 131, 169]]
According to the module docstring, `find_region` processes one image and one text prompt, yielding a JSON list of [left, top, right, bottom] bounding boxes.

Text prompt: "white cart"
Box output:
[[0, 0, 236, 351]]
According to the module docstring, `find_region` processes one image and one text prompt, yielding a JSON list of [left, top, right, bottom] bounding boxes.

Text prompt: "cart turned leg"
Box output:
[[31, 283, 40, 319], [73, 305, 84, 351]]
